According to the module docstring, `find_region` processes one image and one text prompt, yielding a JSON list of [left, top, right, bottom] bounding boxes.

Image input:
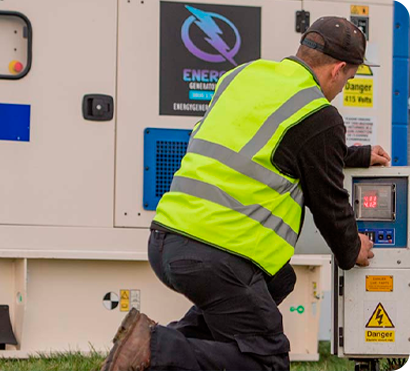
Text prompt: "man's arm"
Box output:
[[344, 145, 371, 168], [345, 145, 390, 168], [273, 107, 374, 268], [295, 124, 363, 269]]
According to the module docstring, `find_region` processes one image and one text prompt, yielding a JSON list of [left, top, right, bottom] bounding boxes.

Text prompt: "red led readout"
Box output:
[[363, 191, 378, 208]]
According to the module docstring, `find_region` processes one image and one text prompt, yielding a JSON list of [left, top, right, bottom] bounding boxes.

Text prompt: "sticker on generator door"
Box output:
[[344, 116, 376, 146], [103, 292, 119, 310], [350, 5, 369, 40], [120, 290, 130, 312], [344, 78, 373, 107], [366, 303, 395, 328], [365, 303, 395, 342], [120, 289, 141, 312], [356, 65, 373, 76], [130, 290, 141, 311], [366, 330, 395, 342], [159, 2, 261, 116], [350, 5, 369, 16], [366, 276, 393, 292]]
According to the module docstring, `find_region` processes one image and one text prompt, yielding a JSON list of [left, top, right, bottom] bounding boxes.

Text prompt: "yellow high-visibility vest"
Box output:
[[154, 58, 330, 275]]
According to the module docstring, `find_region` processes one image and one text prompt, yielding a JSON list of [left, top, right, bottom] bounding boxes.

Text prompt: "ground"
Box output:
[[0, 342, 407, 371]]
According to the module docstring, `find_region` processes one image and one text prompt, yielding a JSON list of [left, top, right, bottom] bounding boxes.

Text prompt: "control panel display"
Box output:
[[354, 184, 395, 221]]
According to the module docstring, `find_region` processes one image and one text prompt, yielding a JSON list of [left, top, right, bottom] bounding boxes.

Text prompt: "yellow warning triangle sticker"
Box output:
[[366, 303, 395, 328], [120, 290, 129, 300], [357, 65, 373, 76]]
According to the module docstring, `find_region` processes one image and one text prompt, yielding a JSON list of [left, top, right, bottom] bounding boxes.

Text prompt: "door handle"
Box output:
[[82, 94, 114, 121]]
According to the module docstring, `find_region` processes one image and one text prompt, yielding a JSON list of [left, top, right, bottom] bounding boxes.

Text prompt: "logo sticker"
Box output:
[[181, 6, 241, 66], [159, 2, 261, 116]]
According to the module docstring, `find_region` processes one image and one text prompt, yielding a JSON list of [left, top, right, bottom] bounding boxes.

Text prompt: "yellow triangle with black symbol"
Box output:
[[366, 303, 395, 328], [357, 65, 373, 76]]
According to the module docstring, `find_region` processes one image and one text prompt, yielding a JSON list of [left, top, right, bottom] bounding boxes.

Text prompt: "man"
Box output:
[[102, 16, 390, 371]]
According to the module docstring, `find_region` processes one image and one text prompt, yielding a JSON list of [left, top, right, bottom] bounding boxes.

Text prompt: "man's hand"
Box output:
[[370, 145, 391, 166], [356, 233, 375, 267]]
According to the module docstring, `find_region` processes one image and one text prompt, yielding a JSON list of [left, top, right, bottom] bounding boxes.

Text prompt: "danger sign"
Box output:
[[366, 330, 395, 343], [366, 303, 395, 328], [344, 78, 373, 108]]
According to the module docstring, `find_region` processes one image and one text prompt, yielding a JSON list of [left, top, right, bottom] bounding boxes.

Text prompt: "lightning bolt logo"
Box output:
[[181, 6, 241, 66]]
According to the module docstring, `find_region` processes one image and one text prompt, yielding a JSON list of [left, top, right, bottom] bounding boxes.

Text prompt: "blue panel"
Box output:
[[358, 228, 395, 245], [393, 1, 410, 58], [392, 125, 408, 165], [392, 58, 409, 123], [392, 2, 409, 166], [143, 128, 192, 211], [354, 177, 408, 248], [0, 103, 31, 142]]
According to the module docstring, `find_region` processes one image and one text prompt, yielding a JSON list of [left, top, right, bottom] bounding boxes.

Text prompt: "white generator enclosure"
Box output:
[[334, 167, 410, 359], [0, 0, 393, 358]]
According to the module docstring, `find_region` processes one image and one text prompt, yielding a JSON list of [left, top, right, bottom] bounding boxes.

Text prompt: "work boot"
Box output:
[[101, 309, 156, 371]]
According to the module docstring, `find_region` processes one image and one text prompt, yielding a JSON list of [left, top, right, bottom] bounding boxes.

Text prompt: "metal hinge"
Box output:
[[339, 327, 344, 347], [339, 276, 344, 296], [295, 10, 310, 33]]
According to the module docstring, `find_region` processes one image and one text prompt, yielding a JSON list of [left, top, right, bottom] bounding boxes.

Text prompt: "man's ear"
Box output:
[[331, 62, 347, 81]]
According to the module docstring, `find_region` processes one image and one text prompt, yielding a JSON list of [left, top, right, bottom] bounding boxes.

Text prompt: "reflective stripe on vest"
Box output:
[[170, 176, 298, 247], [154, 58, 330, 275]]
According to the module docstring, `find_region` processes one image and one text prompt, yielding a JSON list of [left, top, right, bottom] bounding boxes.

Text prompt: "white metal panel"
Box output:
[[0, 0, 117, 227], [304, 1, 393, 155], [0, 225, 150, 260], [335, 167, 410, 358], [344, 268, 410, 356], [14, 259, 191, 353], [282, 263, 323, 361], [115, 0, 303, 228]]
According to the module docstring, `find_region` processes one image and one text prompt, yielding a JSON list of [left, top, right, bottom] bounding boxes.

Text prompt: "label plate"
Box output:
[[366, 276, 393, 292]]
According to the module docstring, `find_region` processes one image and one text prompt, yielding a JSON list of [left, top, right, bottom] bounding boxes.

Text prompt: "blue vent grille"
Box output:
[[144, 128, 191, 210]]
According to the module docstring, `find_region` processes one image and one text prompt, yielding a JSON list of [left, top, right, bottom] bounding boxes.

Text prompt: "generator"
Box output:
[[333, 167, 410, 370], [0, 0, 395, 359]]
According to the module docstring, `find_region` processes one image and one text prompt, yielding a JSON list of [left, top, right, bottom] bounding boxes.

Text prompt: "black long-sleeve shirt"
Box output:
[[273, 105, 370, 269], [152, 60, 371, 270]]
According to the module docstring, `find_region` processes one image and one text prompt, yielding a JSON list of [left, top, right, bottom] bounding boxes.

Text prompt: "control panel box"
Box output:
[[334, 167, 410, 358]]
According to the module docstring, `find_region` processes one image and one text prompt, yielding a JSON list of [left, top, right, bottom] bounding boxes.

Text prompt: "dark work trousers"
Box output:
[[148, 230, 297, 371]]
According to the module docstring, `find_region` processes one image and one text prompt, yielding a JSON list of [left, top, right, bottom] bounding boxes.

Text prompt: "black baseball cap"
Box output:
[[300, 16, 379, 67]]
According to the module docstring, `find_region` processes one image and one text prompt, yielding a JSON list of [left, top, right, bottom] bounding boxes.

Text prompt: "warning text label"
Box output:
[[366, 276, 393, 292], [366, 330, 395, 342], [344, 78, 373, 108]]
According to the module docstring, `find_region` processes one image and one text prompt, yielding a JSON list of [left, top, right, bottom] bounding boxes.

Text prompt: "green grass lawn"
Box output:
[[0, 342, 406, 371], [291, 342, 355, 371]]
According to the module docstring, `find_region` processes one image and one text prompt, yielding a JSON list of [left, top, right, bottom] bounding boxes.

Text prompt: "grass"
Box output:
[[0, 342, 407, 371], [0, 351, 105, 371], [290, 342, 355, 371]]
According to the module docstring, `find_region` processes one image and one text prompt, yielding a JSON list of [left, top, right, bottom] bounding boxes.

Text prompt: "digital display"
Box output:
[[354, 183, 395, 221], [363, 191, 378, 208]]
